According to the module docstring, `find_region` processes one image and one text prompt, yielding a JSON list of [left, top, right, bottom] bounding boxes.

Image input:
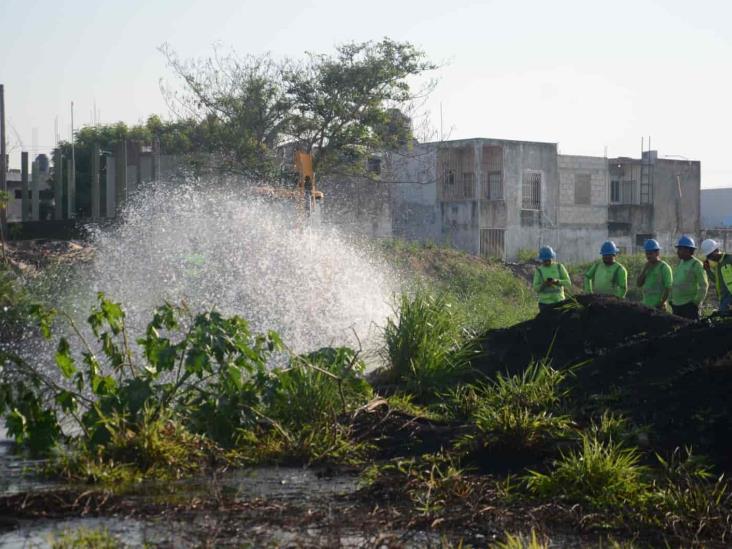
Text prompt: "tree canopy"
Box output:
[[161, 38, 436, 177]]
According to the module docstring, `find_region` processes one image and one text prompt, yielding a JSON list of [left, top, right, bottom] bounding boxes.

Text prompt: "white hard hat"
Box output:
[[700, 238, 720, 257]]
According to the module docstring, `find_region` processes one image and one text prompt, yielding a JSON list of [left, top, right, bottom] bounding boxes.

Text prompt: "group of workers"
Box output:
[[533, 236, 732, 320]]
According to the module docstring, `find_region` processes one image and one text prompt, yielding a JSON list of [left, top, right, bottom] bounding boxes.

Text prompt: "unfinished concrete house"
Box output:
[[385, 138, 701, 263]]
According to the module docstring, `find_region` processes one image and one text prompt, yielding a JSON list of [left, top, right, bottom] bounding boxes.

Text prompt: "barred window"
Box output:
[[522, 171, 541, 210], [483, 172, 503, 200], [480, 228, 505, 259], [610, 180, 621, 203]]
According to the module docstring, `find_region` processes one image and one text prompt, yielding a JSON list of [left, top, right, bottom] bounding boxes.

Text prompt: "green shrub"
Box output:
[[1, 294, 376, 477], [267, 347, 371, 429], [473, 407, 572, 451], [647, 448, 732, 539], [525, 435, 647, 509], [383, 291, 478, 400], [463, 361, 573, 452]]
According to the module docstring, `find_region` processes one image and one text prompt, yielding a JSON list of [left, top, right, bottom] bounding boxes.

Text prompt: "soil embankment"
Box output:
[[473, 295, 732, 468]]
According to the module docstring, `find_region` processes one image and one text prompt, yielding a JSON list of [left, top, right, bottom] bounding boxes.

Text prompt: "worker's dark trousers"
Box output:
[[671, 302, 700, 320]]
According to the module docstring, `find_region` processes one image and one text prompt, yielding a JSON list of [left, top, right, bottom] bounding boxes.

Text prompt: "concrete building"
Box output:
[[384, 138, 701, 262], [5, 154, 54, 221], [84, 137, 702, 264], [701, 187, 732, 228]]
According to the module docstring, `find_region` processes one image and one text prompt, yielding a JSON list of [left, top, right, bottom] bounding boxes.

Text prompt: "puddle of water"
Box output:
[[0, 517, 173, 548], [0, 441, 58, 496]]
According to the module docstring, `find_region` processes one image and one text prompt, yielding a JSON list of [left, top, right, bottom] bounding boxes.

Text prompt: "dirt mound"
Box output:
[[474, 294, 690, 376], [575, 317, 732, 468], [473, 295, 732, 468]]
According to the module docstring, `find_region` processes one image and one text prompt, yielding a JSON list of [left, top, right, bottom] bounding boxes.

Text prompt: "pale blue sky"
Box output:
[[1, 0, 731, 187]]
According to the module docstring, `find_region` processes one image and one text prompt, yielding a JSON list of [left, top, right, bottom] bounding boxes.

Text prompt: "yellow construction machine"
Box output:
[[251, 151, 323, 216]]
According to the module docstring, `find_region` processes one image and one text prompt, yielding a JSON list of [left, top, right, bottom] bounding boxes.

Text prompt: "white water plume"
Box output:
[[40, 181, 400, 359]]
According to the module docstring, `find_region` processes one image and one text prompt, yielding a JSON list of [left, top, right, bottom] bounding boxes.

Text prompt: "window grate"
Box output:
[[522, 172, 541, 210], [480, 228, 505, 259]]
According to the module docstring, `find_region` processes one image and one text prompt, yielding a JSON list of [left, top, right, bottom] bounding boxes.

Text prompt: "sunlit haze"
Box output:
[[1, 0, 731, 187]]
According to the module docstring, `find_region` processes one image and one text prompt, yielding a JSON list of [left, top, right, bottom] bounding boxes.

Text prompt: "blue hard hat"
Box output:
[[676, 235, 696, 249], [644, 239, 661, 252], [538, 246, 556, 261], [600, 240, 619, 256]]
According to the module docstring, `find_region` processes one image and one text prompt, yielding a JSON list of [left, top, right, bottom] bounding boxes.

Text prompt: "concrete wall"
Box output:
[[317, 174, 392, 238], [557, 155, 608, 225], [553, 154, 612, 262], [650, 159, 701, 251], [500, 140, 560, 261], [389, 145, 442, 243], [701, 188, 732, 228]]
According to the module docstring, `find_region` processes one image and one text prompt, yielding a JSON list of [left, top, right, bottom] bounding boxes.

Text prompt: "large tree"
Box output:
[[160, 39, 436, 179]]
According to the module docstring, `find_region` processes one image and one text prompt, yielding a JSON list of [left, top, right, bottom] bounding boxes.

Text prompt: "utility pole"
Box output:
[[21, 151, 29, 222], [31, 158, 39, 221], [91, 143, 100, 218], [0, 84, 7, 246], [53, 149, 64, 220], [69, 101, 76, 218], [114, 139, 127, 215]]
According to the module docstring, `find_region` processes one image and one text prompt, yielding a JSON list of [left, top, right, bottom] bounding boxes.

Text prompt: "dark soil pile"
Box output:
[[473, 295, 732, 469], [475, 294, 690, 376], [576, 317, 732, 469]]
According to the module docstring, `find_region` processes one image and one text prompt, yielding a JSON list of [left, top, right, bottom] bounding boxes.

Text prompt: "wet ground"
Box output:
[[0, 443, 620, 548], [0, 443, 452, 548]]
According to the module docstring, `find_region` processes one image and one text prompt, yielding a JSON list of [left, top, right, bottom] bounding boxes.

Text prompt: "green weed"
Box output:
[[647, 448, 732, 539], [463, 361, 573, 453], [383, 291, 478, 400], [50, 526, 122, 549], [394, 452, 473, 516], [525, 435, 647, 510], [490, 529, 547, 549], [379, 239, 535, 331]]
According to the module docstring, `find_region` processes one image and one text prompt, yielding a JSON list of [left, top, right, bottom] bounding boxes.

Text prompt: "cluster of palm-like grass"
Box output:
[[382, 290, 479, 400], [451, 361, 573, 456]]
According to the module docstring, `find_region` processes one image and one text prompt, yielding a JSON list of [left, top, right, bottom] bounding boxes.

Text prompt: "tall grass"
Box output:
[[380, 239, 536, 331], [525, 435, 647, 509], [383, 290, 478, 400], [467, 361, 572, 451]]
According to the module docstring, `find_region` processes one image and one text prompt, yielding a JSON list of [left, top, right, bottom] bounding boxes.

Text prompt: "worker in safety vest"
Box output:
[[669, 235, 708, 320], [583, 240, 628, 298], [637, 239, 673, 310], [700, 238, 732, 313], [532, 246, 572, 312]]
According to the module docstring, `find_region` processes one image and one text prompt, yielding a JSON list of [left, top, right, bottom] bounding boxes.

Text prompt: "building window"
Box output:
[[13, 190, 32, 199], [610, 180, 621, 203], [367, 157, 381, 174], [484, 172, 503, 200], [480, 228, 505, 260], [481, 145, 503, 201], [574, 174, 591, 205], [445, 170, 455, 185], [622, 180, 637, 204], [522, 171, 541, 210]]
